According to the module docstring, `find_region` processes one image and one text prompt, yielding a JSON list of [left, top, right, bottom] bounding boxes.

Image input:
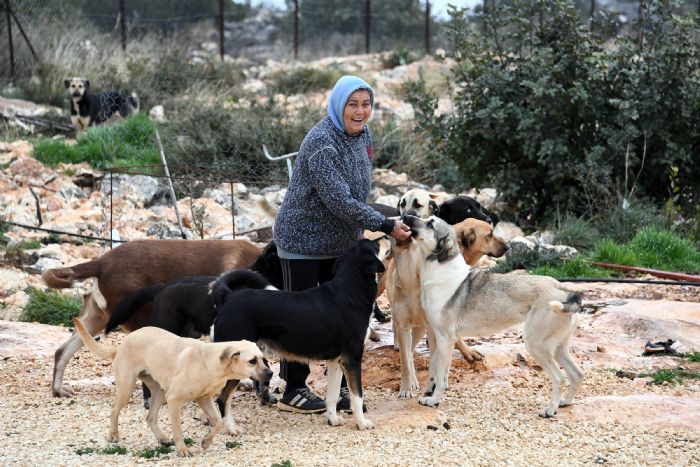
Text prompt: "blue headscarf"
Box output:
[[327, 75, 374, 133]]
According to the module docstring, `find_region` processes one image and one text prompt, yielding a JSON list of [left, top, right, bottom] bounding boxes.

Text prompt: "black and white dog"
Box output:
[[64, 77, 139, 135], [212, 237, 391, 432], [436, 195, 499, 226]]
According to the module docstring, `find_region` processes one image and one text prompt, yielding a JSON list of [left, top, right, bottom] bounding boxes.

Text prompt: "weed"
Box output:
[[531, 256, 612, 279], [184, 437, 195, 446], [642, 368, 700, 385], [553, 214, 599, 252], [100, 445, 128, 455], [592, 239, 638, 266], [74, 447, 95, 455], [225, 440, 243, 449], [627, 227, 700, 273], [492, 244, 564, 274], [272, 461, 294, 467], [20, 286, 82, 327], [679, 352, 700, 363], [135, 444, 173, 459], [269, 66, 343, 95]]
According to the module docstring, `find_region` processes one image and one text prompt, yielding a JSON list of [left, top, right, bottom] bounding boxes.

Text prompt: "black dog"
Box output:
[[436, 195, 499, 225], [105, 240, 282, 407], [64, 77, 139, 135], [212, 238, 385, 430]]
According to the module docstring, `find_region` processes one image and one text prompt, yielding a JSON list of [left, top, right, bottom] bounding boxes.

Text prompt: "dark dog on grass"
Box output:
[[212, 237, 390, 432], [64, 77, 139, 136]]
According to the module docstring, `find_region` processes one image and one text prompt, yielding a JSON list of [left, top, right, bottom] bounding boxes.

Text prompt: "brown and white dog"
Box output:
[[73, 318, 271, 457], [64, 77, 139, 136], [42, 239, 262, 398]]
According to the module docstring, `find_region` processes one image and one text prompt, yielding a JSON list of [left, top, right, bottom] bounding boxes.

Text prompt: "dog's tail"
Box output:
[[73, 318, 117, 361], [105, 284, 166, 334], [549, 292, 583, 314], [128, 92, 140, 114], [41, 260, 102, 289], [210, 269, 273, 310]]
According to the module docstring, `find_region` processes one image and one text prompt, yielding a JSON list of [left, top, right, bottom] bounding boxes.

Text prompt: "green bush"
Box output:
[[553, 214, 599, 252], [20, 286, 82, 327], [627, 227, 700, 272], [531, 255, 612, 279], [408, 0, 700, 222], [33, 114, 160, 168], [269, 67, 344, 96]]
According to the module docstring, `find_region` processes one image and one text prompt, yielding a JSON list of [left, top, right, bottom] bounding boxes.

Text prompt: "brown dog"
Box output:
[[453, 218, 508, 266], [42, 239, 262, 398], [73, 318, 271, 457]]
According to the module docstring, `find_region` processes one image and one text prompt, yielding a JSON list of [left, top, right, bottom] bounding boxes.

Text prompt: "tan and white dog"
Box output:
[[74, 318, 271, 457], [402, 215, 584, 417]]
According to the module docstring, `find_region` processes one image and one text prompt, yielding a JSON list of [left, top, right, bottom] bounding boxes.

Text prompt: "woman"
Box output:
[[273, 75, 411, 414]]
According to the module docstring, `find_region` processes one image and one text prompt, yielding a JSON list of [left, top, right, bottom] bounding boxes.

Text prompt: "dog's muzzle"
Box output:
[[72, 92, 82, 98]]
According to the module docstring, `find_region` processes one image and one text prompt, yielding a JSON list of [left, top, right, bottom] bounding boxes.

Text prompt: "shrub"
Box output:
[[627, 227, 700, 273], [408, 0, 700, 222], [269, 66, 344, 96], [592, 198, 664, 244], [33, 114, 159, 168], [553, 214, 599, 252], [20, 286, 82, 327], [531, 256, 612, 279]]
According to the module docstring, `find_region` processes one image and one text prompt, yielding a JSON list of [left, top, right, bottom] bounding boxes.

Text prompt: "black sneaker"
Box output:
[[277, 387, 326, 414], [336, 386, 367, 413]]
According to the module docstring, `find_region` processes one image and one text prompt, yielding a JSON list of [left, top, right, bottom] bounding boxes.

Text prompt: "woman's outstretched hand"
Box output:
[[390, 220, 411, 241]]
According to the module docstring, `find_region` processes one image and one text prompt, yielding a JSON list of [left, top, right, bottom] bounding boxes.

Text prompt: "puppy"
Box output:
[[212, 238, 390, 431], [436, 195, 497, 225], [73, 318, 271, 457], [64, 77, 139, 136], [402, 215, 584, 417]]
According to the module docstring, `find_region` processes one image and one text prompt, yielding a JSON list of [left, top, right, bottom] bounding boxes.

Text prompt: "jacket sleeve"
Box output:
[[306, 145, 385, 232]]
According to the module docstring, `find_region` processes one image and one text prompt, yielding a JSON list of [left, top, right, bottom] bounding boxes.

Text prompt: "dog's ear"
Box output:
[[459, 227, 476, 250], [84, 80, 90, 90], [64, 79, 70, 89], [429, 199, 438, 215], [220, 347, 240, 363]]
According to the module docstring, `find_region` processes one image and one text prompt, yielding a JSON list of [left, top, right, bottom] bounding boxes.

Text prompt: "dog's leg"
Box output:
[[341, 360, 374, 430], [397, 324, 416, 398], [219, 379, 241, 436], [419, 331, 453, 407], [53, 309, 107, 397], [324, 359, 345, 427], [109, 369, 137, 443], [455, 339, 484, 362], [525, 337, 565, 418], [555, 338, 583, 408], [140, 375, 169, 445], [252, 358, 277, 406], [197, 396, 222, 451], [166, 400, 192, 457], [410, 325, 427, 391]]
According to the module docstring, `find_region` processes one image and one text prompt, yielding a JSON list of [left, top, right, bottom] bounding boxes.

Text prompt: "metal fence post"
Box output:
[[4, 0, 15, 81], [293, 0, 299, 59], [118, 0, 126, 52], [365, 0, 370, 54], [218, 0, 224, 60], [424, 1, 430, 55]]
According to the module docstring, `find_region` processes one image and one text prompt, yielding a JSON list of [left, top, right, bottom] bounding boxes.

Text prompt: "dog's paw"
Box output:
[[418, 396, 440, 407], [356, 418, 375, 431], [52, 386, 75, 398], [461, 347, 484, 362], [326, 413, 346, 427], [398, 388, 415, 399], [107, 431, 120, 443], [539, 407, 558, 418], [224, 420, 242, 436], [176, 446, 193, 457], [558, 400, 572, 408]]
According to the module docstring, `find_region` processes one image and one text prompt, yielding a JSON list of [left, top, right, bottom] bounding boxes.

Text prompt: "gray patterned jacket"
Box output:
[[273, 116, 393, 257]]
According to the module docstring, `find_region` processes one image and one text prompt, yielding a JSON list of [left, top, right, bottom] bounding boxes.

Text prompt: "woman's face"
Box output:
[[343, 90, 372, 136]]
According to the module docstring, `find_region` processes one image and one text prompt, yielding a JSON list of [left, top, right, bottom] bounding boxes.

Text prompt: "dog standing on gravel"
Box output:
[[73, 318, 271, 457], [402, 215, 584, 417], [64, 77, 139, 136]]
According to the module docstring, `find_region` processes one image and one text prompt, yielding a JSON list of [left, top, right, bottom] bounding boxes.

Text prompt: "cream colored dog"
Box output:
[[402, 215, 583, 417], [74, 318, 271, 457], [391, 189, 483, 362]]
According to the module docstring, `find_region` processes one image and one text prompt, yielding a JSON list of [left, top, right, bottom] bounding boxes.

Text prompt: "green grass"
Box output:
[[20, 286, 82, 327], [32, 114, 160, 169], [135, 444, 173, 459], [528, 228, 700, 279], [225, 440, 243, 449], [641, 368, 700, 385], [271, 461, 294, 467], [74, 445, 127, 456], [680, 352, 700, 362]]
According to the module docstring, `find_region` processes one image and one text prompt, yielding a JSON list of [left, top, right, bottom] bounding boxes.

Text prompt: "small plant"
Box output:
[[381, 49, 417, 69], [100, 445, 128, 455], [184, 437, 195, 446], [553, 214, 599, 252], [20, 286, 82, 327], [492, 244, 564, 273], [135, 444, 173, 459], [188, 200, 207, 239], [225, 440, 243, 449], [272, 460, 294, 467], [680, 352, 700, 363], [641, 368, 700, 385], [531, 256, 612, 279], [74, 447, 95, 455], [269, 66, 343, 95]]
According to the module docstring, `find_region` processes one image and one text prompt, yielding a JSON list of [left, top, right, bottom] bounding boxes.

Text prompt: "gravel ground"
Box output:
[[1, 331, 698, 466]]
